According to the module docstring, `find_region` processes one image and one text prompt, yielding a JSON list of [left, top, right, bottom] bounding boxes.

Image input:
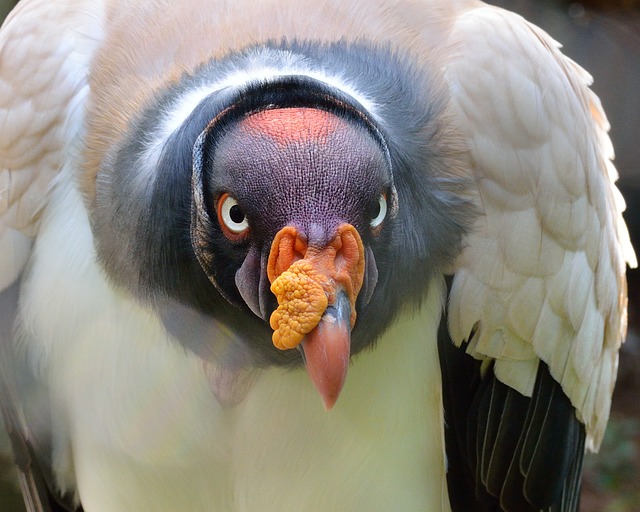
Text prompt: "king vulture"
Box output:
[[0, 0, 635, 511]]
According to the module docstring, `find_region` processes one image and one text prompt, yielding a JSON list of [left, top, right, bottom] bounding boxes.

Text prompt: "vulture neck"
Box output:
[[224, 280, 452, 511]]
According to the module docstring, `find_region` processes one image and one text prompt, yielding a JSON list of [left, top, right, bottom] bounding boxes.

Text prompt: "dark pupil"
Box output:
[[229, 205, 245, 224], [370, 200, 381, 220]]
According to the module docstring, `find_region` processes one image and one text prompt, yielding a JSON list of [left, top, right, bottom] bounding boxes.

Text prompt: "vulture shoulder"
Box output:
[[0, 0, 104, 291], [0, 2, 103, 510], [440, 4, 636, 511]]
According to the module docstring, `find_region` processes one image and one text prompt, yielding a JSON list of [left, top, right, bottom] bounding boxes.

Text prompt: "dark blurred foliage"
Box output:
[[0, 0, 16, 22]]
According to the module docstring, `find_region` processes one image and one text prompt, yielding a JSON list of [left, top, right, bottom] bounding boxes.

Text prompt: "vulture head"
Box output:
[[92, 43, 473, 408]]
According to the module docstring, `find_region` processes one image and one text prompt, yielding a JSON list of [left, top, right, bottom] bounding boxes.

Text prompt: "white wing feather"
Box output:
[[0, 0, 104, 291], [445, 5, 636, 450]]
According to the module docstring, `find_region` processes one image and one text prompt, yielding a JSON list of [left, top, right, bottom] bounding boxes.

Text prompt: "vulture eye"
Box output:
[[369, 194, 387, 231], [217, 193, 250, 241]]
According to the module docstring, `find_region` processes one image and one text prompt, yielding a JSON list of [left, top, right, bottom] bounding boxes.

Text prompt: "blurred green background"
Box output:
[[0, 1, 638, 511]]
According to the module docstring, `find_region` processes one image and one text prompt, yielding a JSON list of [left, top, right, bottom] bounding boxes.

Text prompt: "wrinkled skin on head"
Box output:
[[197, 106, 390, 406]]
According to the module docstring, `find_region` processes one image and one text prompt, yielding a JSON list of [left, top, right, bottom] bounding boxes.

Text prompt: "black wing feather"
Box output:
[[438, 281, 587, 512], [522, 370, 579, 508], [438, 313, 498, 511], [485, 386, 529, 497]]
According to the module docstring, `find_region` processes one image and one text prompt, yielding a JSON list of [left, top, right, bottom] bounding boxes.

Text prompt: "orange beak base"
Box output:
[[267, 224, 365, 408]]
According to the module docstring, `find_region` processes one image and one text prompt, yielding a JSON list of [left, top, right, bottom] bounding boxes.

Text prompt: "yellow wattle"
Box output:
[[269, 260, 329, 350]]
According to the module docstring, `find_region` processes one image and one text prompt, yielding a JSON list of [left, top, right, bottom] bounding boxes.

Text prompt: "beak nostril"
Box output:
[[293, 235, 307, 262], [267, 226, 309, 282], [333, 224, 364, 276], [267, 223, 365, 357]]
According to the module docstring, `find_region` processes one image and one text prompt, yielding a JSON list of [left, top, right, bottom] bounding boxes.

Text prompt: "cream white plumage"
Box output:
[[0, 1, 634, 511], [445, 6, 636, 449]]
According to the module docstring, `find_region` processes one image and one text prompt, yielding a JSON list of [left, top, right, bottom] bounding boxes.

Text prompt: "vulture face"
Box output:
[[196, 107, 391, 311], [93, 44, 472, 409], [193, 105, 394, 406]]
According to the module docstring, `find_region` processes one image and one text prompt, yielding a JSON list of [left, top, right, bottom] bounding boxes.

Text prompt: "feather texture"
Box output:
[[439, 298, 586, 512], [445, 5, 635, 449]]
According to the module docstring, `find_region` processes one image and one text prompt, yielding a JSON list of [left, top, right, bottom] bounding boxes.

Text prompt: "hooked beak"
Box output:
[[267, 224, 366, 409], [298, 290, 351, 410]]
